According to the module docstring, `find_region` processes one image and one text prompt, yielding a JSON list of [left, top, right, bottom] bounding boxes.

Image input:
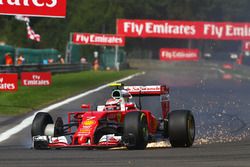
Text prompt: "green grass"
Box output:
[[0, 70, 138, 115]]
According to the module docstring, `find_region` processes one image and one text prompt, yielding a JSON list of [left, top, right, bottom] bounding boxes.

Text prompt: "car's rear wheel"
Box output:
[[123, 112, 148, 150], [168, 110, 195, 147]]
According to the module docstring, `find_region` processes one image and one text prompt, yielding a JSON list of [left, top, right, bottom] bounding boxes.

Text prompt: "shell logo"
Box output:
[[83, 120, 96, 126]]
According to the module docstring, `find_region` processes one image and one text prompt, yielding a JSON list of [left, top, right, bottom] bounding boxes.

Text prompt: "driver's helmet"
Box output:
[[105, 98, 121, 110]]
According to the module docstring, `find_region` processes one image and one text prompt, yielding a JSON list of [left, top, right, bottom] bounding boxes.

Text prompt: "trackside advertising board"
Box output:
[[0, 73, 18, 91], [21, 72, 51, 86], [242, 41, 250, 51], [72, 33, 125, 46], [160, 48, 199, 61], [0, 0, 66, 18], [117, 19, 250, 40]]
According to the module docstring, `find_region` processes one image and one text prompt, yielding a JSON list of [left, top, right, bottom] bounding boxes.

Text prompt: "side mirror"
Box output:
[[81, 104, 90, 111]]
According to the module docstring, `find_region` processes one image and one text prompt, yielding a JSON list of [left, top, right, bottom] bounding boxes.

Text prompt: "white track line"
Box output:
[[0, 72, 145, 143], [210, 67, 226, 74]]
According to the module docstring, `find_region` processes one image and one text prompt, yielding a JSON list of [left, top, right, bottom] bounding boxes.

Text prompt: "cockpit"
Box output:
[[97, 88, 137, 111]]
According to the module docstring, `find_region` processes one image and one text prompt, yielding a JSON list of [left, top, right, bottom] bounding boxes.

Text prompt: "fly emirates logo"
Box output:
[[118, 19, 250, 40], [73, 33, 125, 46], [23, 75, 50, 86], [203, 24, 250, 39], [0, 0, 57, 7], [0, 77, 16, 90], [123, 21, 196, 36]]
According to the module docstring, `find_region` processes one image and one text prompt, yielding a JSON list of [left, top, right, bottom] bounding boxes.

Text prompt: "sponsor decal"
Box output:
[[21, 72, 51, 86], [83, 120, 96, 126], [125, 86, 161, 92], [160, 48, 199, 61], [72, 33, 125, 46], [242, 41, 250, 51], [117, 19, 250, 40], [0, 0, 66, 18], [124, 85, 165, 95], [79, 128, 91, 134], [0, 73, 18, 91]]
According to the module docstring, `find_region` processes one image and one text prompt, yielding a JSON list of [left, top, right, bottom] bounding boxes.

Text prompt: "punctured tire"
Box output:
[[123, 112, 148, 150], [168, 110, 195, 147], [31, 112, 53, 137]]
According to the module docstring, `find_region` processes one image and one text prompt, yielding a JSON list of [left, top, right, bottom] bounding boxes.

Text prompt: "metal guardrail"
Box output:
[[0, 63, 92, 75]]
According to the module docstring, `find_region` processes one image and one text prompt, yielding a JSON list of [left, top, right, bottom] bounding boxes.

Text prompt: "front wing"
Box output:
[[33, 135, 122, 149]]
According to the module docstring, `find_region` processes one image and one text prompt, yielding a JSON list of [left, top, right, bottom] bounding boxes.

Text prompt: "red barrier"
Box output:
[[0, 0, 66, 18], [21, 72, 51, 86], [0, 73, 18, 91], [242, 41, 250, 51], [117, 19, 250, 40]]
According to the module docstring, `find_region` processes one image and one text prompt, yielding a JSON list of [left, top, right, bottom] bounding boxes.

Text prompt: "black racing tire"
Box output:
[[123, 112, 148, 150], [168, 110, 195, 147], [54, 117, 64, 137], [31, 112, 53, 137], [163, 119, 169, 138]]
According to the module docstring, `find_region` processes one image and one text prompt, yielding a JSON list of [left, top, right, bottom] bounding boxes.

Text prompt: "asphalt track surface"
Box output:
[[1, 61, 250, 167]]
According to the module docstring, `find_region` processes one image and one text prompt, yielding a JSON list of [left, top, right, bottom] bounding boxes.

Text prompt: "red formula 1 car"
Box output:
[[31, 83, 195, 150]]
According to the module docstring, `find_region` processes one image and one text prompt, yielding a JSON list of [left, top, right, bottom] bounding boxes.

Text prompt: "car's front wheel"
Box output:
[[31, 112, 54, 149], [31, 112, 53, 137], [123, 112, 148, 150]]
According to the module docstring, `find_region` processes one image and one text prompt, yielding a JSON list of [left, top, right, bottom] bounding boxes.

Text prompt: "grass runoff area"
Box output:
[[0, 70, 138, 116]]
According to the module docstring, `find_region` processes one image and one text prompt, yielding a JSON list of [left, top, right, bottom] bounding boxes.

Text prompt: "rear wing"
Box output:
[[124, 85, 169, 119], [124, 85, 169, 96]]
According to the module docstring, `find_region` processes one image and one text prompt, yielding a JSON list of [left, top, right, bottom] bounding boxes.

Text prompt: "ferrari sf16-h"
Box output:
[[31, 83, 195, 150]]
